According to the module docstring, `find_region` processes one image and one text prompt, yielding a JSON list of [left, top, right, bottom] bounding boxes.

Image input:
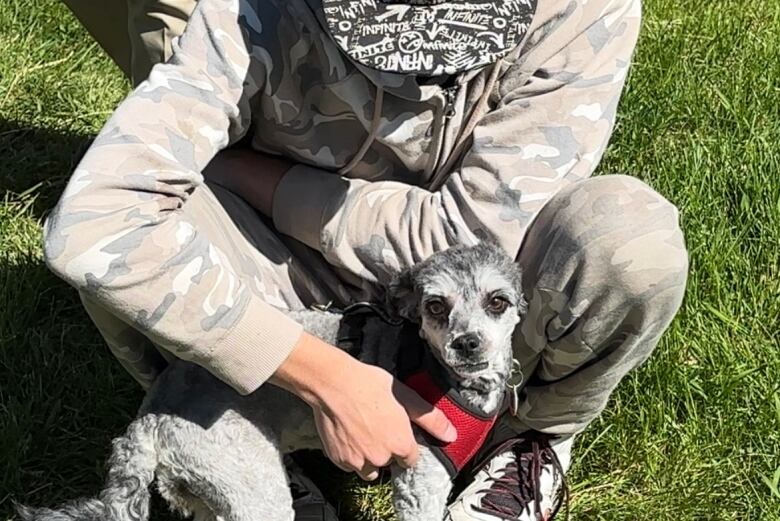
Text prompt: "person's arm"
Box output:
[[44, 0, 293, 394], [269, 0, 642, 284], [272, 332, 456, 480], [44, 0, 453, 476]]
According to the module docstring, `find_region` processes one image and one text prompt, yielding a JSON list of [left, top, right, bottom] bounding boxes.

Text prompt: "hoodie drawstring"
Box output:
[[338, 84, 385, 176], [338, 58, 502, 183]]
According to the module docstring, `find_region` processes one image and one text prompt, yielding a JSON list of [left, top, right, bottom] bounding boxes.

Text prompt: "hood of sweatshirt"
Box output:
[[293, 0, 509, 183]]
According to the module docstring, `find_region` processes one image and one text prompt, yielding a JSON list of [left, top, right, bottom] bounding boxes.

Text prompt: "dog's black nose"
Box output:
[[452, 333, 481, 353]]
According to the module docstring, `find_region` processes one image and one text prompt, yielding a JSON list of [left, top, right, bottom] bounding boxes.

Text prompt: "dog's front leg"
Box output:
[[391, 443, 453, 521]]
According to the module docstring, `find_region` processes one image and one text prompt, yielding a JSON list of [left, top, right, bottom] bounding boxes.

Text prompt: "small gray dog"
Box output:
[[20, 242, 526, 521]]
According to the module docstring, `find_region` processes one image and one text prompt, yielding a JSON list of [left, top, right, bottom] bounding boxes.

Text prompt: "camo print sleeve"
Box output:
[[274, 0, 642, 285], [42, 0, 306, 395]]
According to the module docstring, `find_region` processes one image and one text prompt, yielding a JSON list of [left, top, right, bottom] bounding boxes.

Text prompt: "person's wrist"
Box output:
[[271, 331, 355, 408]]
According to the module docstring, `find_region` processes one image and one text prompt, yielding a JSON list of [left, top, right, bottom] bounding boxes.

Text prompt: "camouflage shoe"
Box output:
[[446, 433, 573, 521], [285, 456, 340, 521]]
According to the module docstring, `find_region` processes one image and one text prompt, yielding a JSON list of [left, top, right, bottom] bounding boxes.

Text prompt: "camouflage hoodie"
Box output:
[[43, 0, 641, 394]]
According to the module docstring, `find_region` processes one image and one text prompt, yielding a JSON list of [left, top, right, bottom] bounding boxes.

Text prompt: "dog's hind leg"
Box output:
[[17, 415, 160, 521], [154, 412, 295, 521]]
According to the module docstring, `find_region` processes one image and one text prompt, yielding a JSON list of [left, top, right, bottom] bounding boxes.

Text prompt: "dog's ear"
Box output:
[[516, 290, 528, 317], [386, 267, 419, 322], [513, 268, 528, 317]]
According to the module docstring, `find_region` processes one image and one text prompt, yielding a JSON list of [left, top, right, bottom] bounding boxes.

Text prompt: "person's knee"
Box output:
[[596, 178, 688, 336], [542, 175, 689, 322], [592, 175, 687, 300], [536, 177, 688, 381]]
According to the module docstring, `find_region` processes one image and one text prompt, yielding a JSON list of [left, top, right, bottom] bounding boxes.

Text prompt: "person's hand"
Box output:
[[311, 360, 457, 480], [272, 332, 457, 480], [203, 148, 294, 216]]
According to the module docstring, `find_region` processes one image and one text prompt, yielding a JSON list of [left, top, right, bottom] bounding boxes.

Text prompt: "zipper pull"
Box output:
[[443, 86, 457, 119]]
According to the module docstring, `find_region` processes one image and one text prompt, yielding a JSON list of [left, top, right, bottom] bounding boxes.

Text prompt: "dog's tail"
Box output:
[[17, 416, 159, 521]]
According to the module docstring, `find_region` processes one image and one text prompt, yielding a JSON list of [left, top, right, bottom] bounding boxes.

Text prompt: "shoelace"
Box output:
[[472, 434, 569, 520]]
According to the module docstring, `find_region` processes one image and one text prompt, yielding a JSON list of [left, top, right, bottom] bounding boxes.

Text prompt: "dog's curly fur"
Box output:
[[19, 242, 525, 521]]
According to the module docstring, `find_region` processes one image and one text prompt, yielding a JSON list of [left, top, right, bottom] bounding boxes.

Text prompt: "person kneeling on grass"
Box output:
[[48, 0, 688, 518]]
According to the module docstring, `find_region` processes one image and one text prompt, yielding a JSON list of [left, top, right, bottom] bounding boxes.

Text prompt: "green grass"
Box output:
[[1, 0, 778, 519]]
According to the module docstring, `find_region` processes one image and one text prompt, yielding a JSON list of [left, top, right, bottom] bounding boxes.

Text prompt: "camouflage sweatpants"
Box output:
[[63, 0, 689, 436]]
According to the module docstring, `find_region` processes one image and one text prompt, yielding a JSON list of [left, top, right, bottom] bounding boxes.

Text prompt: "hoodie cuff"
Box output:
[[272, 164, 347, 251], [204, 296, 303, 395]]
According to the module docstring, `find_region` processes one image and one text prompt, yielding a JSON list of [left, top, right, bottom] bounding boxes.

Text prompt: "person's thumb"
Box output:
[[392, 380, 457, 443]]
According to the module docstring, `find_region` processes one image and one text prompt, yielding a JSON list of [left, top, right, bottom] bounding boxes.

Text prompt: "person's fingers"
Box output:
[[331, 457, 355, 473], [314, 416, 356, 472], [322, 448, 354, 473], [393, 380, 457, 443], [366, 451, 393, 469], [357, 464, 380, 481], [394, 437, 420, 469]]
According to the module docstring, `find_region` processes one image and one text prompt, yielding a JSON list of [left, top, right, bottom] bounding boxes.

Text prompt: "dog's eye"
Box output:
[[425, 300, 446, 317], [487, 296, 510, 314]]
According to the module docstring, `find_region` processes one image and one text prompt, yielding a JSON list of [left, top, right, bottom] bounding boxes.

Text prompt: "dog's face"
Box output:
[[388, 243, 526, 392]]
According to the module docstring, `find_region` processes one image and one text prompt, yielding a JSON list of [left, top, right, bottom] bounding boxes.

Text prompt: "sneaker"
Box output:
[[445, 433, 573, 521], [285, 456, 341, 521]]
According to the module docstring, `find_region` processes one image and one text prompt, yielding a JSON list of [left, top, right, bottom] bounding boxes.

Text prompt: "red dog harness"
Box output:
[[330, 301, 504, 478], [403, 371, 501, 476]]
